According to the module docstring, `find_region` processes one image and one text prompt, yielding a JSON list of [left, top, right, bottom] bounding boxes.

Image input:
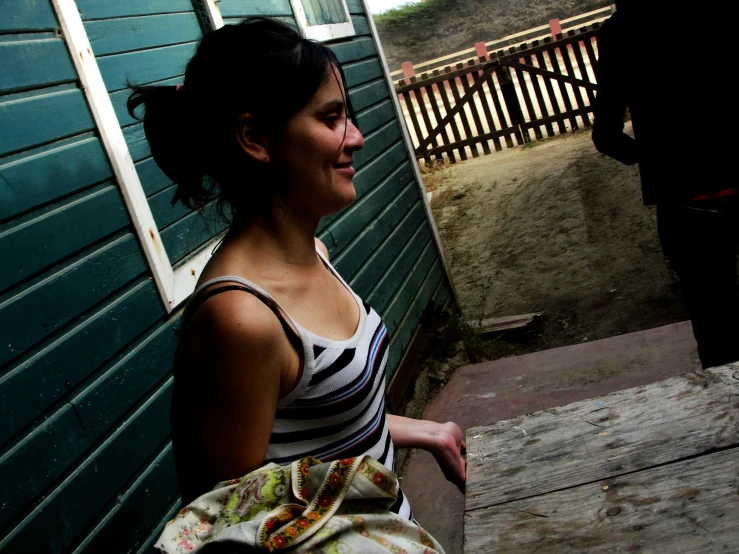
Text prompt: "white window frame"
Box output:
[[289, 0, 355, 41], [52, 0, 225, 313]]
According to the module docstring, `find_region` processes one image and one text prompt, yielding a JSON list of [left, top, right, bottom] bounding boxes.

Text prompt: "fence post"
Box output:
[[549, 18, 562, 38], [401, 60, 422, 98], [401, 61, 415, 82], [474, 40, 487, 59]]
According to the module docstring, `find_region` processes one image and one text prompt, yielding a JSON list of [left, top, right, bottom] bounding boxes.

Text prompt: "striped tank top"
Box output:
[[189, 252, 412, 519]]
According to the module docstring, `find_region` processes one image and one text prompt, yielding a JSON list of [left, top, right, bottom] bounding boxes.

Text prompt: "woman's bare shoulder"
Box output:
[[178, 288, 289, 375]]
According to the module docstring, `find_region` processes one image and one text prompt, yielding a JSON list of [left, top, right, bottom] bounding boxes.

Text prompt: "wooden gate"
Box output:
[[395, 24, 601, 163]]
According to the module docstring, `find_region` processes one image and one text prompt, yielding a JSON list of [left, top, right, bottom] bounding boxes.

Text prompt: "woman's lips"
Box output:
[[334, 164, 355, 178]]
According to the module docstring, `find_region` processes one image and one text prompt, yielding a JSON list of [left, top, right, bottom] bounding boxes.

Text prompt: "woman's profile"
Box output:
[[129, 16, 465, 548]]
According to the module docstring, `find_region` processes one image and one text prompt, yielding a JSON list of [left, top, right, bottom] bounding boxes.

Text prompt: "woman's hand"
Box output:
[[430, 421, 466, 493], [387, 415, 466, 493]]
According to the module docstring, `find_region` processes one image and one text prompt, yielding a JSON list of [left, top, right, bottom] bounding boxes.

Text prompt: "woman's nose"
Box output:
[[345, 120, 364, 152]]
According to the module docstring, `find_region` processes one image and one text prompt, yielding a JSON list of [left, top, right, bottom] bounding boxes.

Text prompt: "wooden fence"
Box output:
[[395, 24, 601, 163]]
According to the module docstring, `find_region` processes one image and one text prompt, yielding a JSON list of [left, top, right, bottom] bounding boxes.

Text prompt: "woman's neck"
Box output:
[[224, 203, 322, 269]]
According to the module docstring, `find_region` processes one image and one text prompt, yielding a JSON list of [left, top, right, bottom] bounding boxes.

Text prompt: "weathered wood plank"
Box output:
[[0, 234, 148, 378], [333, 181, 417, 280], [217, 0, 294, 17], [318, 140, 407, 233], [352, 140, 406, 198], [320, 159, 411, 257], [0, 183, 129, 296], [0, 404, 90, 529], [353, 121, 402, 169], [434, 70, 467, 160], [1, 380, 173, 554], [330, 37, 376, 65], [465, 366, 739, 511], [0, 0, 58, 31], [133, 498, 182, 554], [356, 101, 396, 143], [122, 121, 151, 161], [85, 13, 202, 57], [71, 318, 179, 439], [160, 205, 227, 265], [148, 184, 192, 230], [0, 39, 76, 94], [464, 446, 739, 553], [75, 0, 196, 20], [345, 0, 365, 15], [136, 156, 172, 197], [97, 42, 197, 92], [0, 280, 163, 448], [386, 261, 443, 372], [374, 236, 435, 319], [343, 58, 383, 88], [0, 88, 94, 157], [348, 79, 389, 113], [349, 201, 428, 298], [351, 15, 370, 36], [73, 444, 180, 554], [0, 134, 111, 221]]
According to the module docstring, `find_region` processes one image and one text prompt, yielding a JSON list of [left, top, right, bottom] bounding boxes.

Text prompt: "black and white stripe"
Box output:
[[192, 256, 412, 520]]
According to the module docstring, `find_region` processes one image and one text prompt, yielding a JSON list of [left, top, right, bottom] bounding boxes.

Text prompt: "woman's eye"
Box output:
[[324, 114, 344, 127]]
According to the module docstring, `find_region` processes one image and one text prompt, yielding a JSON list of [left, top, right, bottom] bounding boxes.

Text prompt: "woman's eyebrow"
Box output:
[[317, 99, 344, 113]]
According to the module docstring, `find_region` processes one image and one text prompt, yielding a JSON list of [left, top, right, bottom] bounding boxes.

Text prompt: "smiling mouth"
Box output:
[[334, 162, 353, 169]]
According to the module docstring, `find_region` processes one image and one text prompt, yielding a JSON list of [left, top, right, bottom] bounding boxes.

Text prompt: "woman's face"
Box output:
[[270, 67, 364, 218]]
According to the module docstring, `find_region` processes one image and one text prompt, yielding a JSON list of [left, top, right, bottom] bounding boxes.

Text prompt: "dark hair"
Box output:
[[128, 17, 355, 222]]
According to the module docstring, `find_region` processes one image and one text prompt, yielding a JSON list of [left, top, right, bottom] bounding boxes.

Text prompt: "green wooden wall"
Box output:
[[0, 1, 452, 552]]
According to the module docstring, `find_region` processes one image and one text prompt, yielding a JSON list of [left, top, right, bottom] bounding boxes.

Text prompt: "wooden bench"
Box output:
[[464, 364, 739, 552]]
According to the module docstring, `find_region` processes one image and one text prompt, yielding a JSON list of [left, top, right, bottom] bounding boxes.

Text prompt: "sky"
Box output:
[[366, 0, 419, 15]]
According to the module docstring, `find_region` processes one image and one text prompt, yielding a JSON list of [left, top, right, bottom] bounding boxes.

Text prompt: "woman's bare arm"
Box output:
[[387, 414, 466, 492], [178, 292, 293, 489]]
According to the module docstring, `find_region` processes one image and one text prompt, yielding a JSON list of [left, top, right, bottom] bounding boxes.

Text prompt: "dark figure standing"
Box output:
[[592, 1, 739, 368]]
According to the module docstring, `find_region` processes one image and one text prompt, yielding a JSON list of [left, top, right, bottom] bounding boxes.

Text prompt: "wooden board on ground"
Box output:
[[465, 446, 738, 553], [463, 364, 739, 553]]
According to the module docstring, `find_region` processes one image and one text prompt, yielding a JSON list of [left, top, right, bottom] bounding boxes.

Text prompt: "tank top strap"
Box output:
[[184, 275, 315, 408]]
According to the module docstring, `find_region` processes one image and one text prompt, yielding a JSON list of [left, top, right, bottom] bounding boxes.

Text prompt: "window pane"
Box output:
[[303, 0, 346, 26]]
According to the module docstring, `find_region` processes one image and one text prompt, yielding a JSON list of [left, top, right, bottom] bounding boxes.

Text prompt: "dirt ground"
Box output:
[[424, 124, 688, 356]]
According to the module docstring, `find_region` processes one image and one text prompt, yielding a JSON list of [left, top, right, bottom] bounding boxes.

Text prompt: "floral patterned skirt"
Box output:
[[156, 455, 445, 553]]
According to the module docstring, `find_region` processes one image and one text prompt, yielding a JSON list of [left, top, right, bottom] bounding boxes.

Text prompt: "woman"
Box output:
[[129, 17, 464, 526]]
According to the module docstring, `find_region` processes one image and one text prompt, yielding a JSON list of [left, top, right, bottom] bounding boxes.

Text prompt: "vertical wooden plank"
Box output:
[[558, 33, 590, 128], [568, 29, 596, 109], [410, 75, 438, 163], [445, 65, 478, 158], [456, 62, 491, 155], [533, 39, 566, 134], [485, 62, 515, 148], [545, 38, 578, 131], [433, 69, 467, 161], [471, 58, 502, 151], [582, 25, 600, 82], [494, 55, 525, 145], [421, 72, 455, 163], [507, 46, 541, 141], [521, 42, 555, 138], [399, 78, 424, 159]]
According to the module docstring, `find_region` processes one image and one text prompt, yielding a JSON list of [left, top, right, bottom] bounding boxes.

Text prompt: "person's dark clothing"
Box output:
[[657, 198, 739, 368], [592, 7, 732, 205], [592, 5, 739, 368]]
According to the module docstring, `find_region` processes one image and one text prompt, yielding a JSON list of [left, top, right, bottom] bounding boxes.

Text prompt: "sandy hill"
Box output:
[[374, 0, 611, 70]]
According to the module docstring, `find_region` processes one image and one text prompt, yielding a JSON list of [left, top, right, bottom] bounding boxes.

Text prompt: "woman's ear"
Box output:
[[235, 114, 270, 164]]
